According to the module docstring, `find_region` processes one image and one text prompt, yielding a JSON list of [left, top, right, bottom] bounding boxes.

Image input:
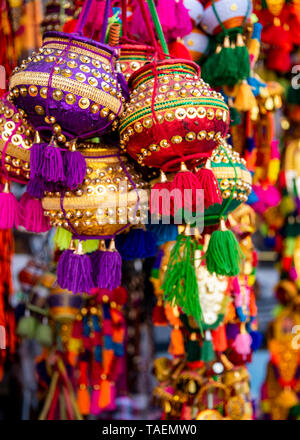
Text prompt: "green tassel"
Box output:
[[205, 219, 243, 276], [54, 227, 72, 250], [35, 319, 53, 346], [78, 239, 100, 254], [54, 228, 99, 253], [162, 228, 203, 330], [235, 45, 250, 81], [200, 331, 215, 362], [229, 105, 241, 126], [17, 312, 37, 339], [186, 334, 201, 362]]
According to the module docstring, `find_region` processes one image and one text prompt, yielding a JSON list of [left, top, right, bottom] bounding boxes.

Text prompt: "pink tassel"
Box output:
[[0, 326, 6, 349], [16, 192, 51, 233], [233, 325, 252, 357], [170, 163, 202, 213], [196, 159, 222, 208], [0, 181, 18, 229], [90, 389, 101, 415]]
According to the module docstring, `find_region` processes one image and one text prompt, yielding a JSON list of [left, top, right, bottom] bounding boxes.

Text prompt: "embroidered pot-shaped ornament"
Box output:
[[120, 59, 229, 170], [200, 141, 252, 277], [183, 28, 210, 62], [0, 96, 34, 183], [48, 284, 83, 323], [202, 141, 252, 227], [9, 31, 125, 141], [42, 143, 148, 236], [200, 0, 252, 88]]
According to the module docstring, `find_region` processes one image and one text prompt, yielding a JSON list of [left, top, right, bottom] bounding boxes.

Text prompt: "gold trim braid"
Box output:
[[43, 37, 116, 64], [10, 72, 123, 115]]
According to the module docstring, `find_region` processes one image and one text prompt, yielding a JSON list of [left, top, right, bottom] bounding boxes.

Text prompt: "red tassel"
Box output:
[[212, 325, 227, 352], [152, 300, 168, 326], [168, 39, 192, 60], [170, 162, 202, 214], [196, 159, 222, 208], [150, 171, 172, 216]]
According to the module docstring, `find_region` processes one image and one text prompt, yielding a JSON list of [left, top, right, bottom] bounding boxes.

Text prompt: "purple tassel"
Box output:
[[27, 176, 46, 199], [41, 140, 65, 183], [96, 240, 122, 290], [57, 241, 94, 294], [57, 248, 73, 289], [64, 149, 87, 189], [30, 143, 47, 179], [117, 72, 130, 101]]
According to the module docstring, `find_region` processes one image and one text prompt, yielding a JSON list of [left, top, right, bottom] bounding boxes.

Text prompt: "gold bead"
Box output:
[[171, 135, 182, 144], [28, 86, 38, 96], [90, 103, 100, 114], [53, 89, 63, 101], [185, 132, 196, 142], [34, 105, 45, 115], [65, 93, 76, 105], [40, 87, 47, 98], [78, 97, 90, 109]]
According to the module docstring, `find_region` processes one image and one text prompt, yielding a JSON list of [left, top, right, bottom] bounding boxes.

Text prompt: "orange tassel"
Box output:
[[77, 386, 90, 416], [212, 325, 228, 352], [234, 80, 257, 112], [249, 290, 257, 316], [169, 327, 185, 356], [98, 379, 111, 409]]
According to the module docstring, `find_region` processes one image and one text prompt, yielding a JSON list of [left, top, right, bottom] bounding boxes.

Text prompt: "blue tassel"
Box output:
[[250, 330, 263, 350], [115, 228, 157, 260], [146, 223, 179, 246], [104, 335, 114, 350], [246, 136, 256, 152], [247, 189, 259, 205], [113, 342, 124, 357], [95, 345, 102, 362]]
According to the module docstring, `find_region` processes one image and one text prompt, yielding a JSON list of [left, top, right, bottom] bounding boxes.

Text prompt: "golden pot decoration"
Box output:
[[0, 96, 34, 183], [42, 142, 149, 236]]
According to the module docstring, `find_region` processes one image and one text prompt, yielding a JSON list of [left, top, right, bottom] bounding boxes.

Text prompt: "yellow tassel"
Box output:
[[267, 158, 280, 184], [234, 80, 257, 112]]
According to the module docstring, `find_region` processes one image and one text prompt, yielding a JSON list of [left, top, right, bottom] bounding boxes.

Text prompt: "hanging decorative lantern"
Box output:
[[200, 0, 252, 88], [42, 142, 148, 236], [120, 60, 229, 169], [202, 141, 252, 227], [9, 31, 125, 141], [42, 141, 148, 296]]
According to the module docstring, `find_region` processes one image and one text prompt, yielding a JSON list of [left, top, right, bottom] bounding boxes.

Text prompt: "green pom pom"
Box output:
[[162, 231, 203, 331], [205, 221, 243, 276], [35, 321, 53, 346], [17, 314, 37, 339], [54, 228, 72, 250], [200, 332, 215, 362]]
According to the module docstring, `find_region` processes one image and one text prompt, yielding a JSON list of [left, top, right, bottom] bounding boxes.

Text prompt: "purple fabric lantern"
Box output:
[[9, 30, 125, 142]]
